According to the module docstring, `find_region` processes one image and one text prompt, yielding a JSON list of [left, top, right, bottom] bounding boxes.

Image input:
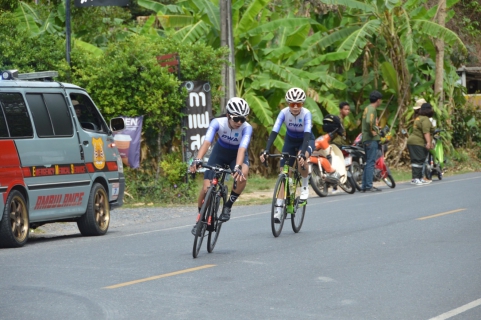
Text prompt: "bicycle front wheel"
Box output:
[[291, 176, 306, 233], [208, 187, 226, 253], [271, 174, 287, 237], [193, 187, 213, 258]]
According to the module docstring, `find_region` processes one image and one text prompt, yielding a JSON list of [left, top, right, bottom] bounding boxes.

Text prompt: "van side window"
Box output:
[[70, 93, 108, 133], [0, 105, 8, 138], [26, 93, 73, 137], [0, 93, 34, 138], [44, 93, 74, 136]]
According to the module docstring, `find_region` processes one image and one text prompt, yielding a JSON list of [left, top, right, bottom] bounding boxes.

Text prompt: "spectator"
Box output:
[[407, 102, 434, 185], [331, 101, 351, 194], [331, 101, 351, 147], [361, 91, 382, 192]]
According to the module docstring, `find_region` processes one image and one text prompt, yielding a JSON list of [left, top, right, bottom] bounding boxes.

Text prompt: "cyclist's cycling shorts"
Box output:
[[281, 134, 315, 167], [204, 143, 249, 180]]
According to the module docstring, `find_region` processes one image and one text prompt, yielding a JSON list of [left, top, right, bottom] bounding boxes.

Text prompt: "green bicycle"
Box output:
[[266, 153, 307, 237]]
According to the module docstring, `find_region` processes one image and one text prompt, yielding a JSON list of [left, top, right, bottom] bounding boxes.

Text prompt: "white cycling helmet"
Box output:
[[285, 87, 306, 103], [226, 97, 250, 117]]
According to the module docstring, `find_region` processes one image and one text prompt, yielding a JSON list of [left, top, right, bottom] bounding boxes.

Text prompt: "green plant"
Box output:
[[452, 101, 481, 148], [160, 152, 187, 185]]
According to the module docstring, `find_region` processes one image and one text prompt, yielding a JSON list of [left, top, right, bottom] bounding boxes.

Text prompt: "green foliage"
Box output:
[[70, 35, 185, 141], [0, 0, 17, 11], [160, 152, 188, 184], [123, 165, 197, 205], [0, 12, 69, 76], [452, 101, 481, 148]]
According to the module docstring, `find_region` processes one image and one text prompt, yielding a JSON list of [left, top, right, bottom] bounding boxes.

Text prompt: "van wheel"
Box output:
[[77, 183, 110, 236], [0, 190, 29, 248]]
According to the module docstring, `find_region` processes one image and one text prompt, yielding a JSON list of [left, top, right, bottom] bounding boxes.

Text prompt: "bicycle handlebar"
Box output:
[[199, 163, 238, 189], [265, 153, 306, 171]]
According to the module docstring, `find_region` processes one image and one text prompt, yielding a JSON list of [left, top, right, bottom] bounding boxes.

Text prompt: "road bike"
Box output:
[[265, 153, 307, 237], [192, 164, 235, 258]]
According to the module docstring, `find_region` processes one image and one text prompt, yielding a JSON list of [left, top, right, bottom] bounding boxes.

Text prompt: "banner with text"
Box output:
[[113, 116, 143, 169], [75, 0, 129, 7], [182, 81, 212, 163]]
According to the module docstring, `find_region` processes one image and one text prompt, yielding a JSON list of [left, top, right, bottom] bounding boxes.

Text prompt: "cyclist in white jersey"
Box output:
[[260, 88, 315, 222], [190, 97, 252, 233]]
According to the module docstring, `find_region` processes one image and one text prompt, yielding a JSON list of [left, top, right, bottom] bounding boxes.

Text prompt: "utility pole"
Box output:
[[434, 0, 446, 108], [220, 0, 236, 114], [66, 0, 71, 66]]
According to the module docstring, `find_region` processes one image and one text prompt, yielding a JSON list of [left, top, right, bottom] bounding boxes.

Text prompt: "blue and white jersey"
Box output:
[[204, 117, 253, 150], [272, 107, 312, 139]]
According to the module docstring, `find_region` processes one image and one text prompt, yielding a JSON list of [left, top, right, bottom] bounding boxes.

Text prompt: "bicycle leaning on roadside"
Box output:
[[192, 163, 236, 258], [264, 153, 307, 237]]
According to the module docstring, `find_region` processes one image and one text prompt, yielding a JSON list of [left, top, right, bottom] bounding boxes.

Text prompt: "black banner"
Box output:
[[182, 81, 212, 163], [74, 0, 129, 7]]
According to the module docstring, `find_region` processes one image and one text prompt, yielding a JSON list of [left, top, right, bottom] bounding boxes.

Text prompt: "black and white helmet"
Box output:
[[226, 97, 250, 117], [285, 87, 306, 103]]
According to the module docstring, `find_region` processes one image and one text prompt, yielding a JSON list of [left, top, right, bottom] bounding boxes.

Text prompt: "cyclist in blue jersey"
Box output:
[[260, 88, 330, 222], [190, 97, 252, 233]]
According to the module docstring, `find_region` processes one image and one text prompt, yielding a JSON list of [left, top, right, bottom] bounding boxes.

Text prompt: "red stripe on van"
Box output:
[[85, 163, 95, 173], [0, 140, 26, 202], [0, 140, 21, 166]]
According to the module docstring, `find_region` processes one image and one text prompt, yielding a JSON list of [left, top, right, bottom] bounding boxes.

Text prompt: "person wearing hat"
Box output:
[[413, 98, 426, 114], [407, 102, 434, 185], [360, 91, 383, 192]]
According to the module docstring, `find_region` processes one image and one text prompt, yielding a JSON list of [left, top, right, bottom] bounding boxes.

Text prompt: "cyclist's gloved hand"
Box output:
[[233, 164, 245, 181], [193, 158, 203, 168], [297, 154, 306, 168], [259, 150, 269, 165]]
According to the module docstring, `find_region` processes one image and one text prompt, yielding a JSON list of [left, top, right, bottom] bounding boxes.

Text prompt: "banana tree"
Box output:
[[316, 0, 466, 164], [137, 0, 341, 152]]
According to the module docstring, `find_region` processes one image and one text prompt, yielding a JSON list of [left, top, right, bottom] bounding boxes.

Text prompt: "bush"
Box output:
[[452, 101, 481, 148]]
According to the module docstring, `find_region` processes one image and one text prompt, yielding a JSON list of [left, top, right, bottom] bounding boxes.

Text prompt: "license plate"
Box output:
[[344, 156, 352, 166]]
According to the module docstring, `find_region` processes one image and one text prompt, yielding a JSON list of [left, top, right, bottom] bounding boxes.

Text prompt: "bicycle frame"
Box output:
[[272, 153, 304, 214]]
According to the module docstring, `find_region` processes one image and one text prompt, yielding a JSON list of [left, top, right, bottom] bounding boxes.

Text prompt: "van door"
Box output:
[[11, 91, 92, 222], [68, 91, 122, 205]]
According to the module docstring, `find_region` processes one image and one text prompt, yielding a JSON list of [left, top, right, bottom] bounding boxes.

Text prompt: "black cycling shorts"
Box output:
[[281, 134, 315, 167], [203, 143, 249, 180]]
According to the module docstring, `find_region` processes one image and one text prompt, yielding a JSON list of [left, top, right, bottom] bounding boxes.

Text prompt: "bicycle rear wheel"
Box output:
[[207, 187, 226, 253], [193, 187, 213, 258], [291, 176, 306, 233], [271, 174, 287, 237]]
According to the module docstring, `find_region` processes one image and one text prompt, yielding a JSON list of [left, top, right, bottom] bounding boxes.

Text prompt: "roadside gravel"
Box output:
[[30, 205, 197, 238]]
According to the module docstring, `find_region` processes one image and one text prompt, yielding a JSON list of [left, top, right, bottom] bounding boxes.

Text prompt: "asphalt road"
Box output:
[[1, 173, 481, 320]]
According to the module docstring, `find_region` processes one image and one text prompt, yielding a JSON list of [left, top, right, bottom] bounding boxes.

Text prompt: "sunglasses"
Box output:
[[288, 102, 303, 108], [229, 114, 246, 123]]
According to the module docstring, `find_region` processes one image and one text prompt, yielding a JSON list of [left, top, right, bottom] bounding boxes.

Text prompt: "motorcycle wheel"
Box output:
[[382, 174, 396, 188], [437, 170, 443, 180], [351, 161, 363, 191], [309, 165, 328, 197], [339, 175, 356, 194]]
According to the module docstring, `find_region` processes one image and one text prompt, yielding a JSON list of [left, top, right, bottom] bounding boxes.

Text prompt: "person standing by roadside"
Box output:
[[331, 101, 351, 148], [361, 91, 383, 192], [330, 101, 351, 194], [407, 102, 434, 185]]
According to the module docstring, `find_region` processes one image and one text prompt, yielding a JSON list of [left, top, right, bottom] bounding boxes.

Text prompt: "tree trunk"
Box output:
[[434, 0, 446, 107]]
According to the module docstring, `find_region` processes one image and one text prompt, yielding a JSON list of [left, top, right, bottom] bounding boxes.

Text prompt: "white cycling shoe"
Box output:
[[300, 186, 309, 201]]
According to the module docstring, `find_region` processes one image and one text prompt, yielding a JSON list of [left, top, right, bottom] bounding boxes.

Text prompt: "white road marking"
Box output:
[[428, 298, 481, 320]]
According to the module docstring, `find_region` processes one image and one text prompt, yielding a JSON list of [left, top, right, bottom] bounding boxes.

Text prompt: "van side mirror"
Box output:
[[110, 117, 125, 132]]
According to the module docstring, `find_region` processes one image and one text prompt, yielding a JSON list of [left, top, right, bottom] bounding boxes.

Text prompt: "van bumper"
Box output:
[[110, 174, 125, 210]]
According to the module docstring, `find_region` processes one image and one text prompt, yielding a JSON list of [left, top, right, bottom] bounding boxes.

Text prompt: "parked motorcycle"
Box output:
[[309, 131, 356, 197], [425, 129, 446, 180], [350, 126, 396, 190]]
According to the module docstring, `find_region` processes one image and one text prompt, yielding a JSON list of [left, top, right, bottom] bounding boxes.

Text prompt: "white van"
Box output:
[[0, 70, 125, 248]]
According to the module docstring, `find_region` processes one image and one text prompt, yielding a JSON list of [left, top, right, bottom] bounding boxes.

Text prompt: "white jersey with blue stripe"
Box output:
[[204, 117, 253, 150], [272, 107, 312, 139]]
